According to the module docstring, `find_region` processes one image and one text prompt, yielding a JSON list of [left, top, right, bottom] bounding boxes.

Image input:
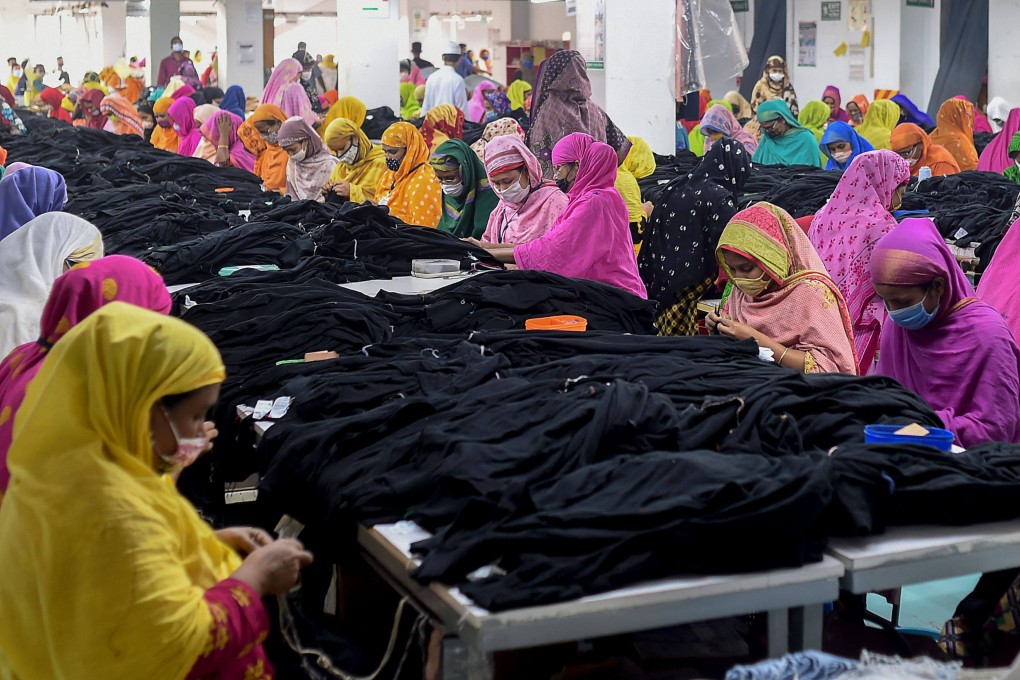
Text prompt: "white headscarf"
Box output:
[[0, 213, 104, 357], [987, 97, 1012, 134]]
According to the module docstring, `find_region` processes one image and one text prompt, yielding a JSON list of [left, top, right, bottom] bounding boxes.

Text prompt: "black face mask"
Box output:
[[556, 177, 572, 193], [763, 125, 783, 139], [386, 157, 402, 172]]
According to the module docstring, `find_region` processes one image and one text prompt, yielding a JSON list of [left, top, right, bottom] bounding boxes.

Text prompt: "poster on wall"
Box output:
[[566, 0, 577, 16], [821, 1, 841, 20], [848, 45, 866, 81], [411, 9, 427, 35], [575, 0, 605, 70], [798, 22, 817, 67], [848, 0, 869, 31]]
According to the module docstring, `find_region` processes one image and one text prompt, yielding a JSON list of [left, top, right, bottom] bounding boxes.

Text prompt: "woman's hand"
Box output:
[[715, 316, 762, 342], [233, 539, 314, 596], [331, 181, 351, 198], [216, 113, 232, 137], [216, 527, 274, 556], [201, 420, 218, 454], [705, 311, 724, 333]]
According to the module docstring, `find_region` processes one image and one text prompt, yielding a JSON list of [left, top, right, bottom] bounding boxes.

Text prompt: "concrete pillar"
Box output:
[[100, 1, 128, 67], [989, 0, 1020, 108], [604, 0, 676, 154], [336, 0, 401, 111], [510, 1, 531, 42], [870, 0, 902, 94], [216, 0, 265, 98], [901, 0, 940, 112], [148, 0, 181, 85]]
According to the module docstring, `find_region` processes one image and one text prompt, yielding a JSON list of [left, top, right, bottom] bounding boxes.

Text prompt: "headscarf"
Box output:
[[978, 108, 1020, 173], [219, 85, 246, 118], [798, 100, 830, 143], [167, 97, 201, 156], [40, 88, 71, 123], [324, 118, 388, 204], [638, 139, 751, 335], [890, 123, 960, 178], [470, 118, 525, 161], [77, 88, 108, 130], [481, 135, 567, 245], [515, 133, 647, 299], [507, 80, 532, 111], [614, 135, 655, 226], [819, 122, 874, 171], [147, 86, 166, 103], [377, 122, 442, 227], [823, 85, 850, 124], [201, 111, 256, 172], [487, 91, 512, 119], [810, 150, 910, 370], [400, 82, 421, 120], [929, 99, 978, 171], [986, 97, 1012, 134], [527, 50, 632, 177], [164, 78, 191, 100], [873, 218, 1020, 447], [466, 81, 498, 124], [321, 95, 366, 136], [724, 90, 753, 121], [854, 99, 900, 150], [189, 104, 219, 162], [238, 104, 289, 195], [0, 85, 14, 108], [890, 93, 935, 129], [0, 303, 242, 679], [323, 90, 339, 106], [277, 116, 339, 201], [699, 104, 758, 156], [420, 104, 465, 152], [980, 217, 1020, 346], [957, 95, 993, 134], [0, 213, 104, 357], [750, 55, 799, 116], [0, 256, 171, 494], [717, 203, 857, 374], [261, 58, 302, 107], [751, 100, 823, 167], [430, 139, 499, 239], [0, 166, 68, 241], [280, 82, 316, 126]]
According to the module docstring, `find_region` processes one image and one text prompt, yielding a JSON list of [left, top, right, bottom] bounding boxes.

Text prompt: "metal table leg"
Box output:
[[767, 609, 790, 658], [789, 604, 824, 652]]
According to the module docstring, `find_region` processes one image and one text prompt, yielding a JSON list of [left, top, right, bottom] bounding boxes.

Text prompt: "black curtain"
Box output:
[[739, 0, 787, 101], [927, 0, 987, 118]]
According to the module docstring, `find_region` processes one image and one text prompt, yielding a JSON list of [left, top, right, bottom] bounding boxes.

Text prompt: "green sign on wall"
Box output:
[[821, 1, 841, 20], [906, 0, 935, 7], [731, 0, 749, 12]]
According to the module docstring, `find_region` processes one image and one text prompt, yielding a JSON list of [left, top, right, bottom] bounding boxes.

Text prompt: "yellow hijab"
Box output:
[[319, 96, 367, 140], [617, 136, 656, 226], [622, 136, 656, 179], [855, 99, 900, 150], [324, 117, 388, 203], [0, 303, 239, 680], [507, 80, 533, 111]]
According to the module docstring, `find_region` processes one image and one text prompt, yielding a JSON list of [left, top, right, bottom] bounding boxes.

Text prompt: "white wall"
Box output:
[[787, 0, 872, 107], [989, 0, 1020, 106], [528, 2, 575, 43], [900, 0, 940, 112]]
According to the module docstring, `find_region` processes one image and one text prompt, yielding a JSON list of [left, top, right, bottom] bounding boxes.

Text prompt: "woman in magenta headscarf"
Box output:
[[978, 217, 1020, 346], [978, 108, 1020, 173], [478, 132, 646, 298], [261, 58, 303, 108], [202, 111, 256, 172], [75, 89, 108, 130], [871, 218, 1020, 447], [466, 81, 498, 124], [822, 85, 850, 124], [810, 150, 910, 372], [0, 255, 172, 495], [280, 83, 317, 127], [167, 97, 202, 157]]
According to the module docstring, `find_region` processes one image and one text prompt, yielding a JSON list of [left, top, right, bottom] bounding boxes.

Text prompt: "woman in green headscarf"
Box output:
[[752, 99, 824, 167], [400, 82, 421, 120], [429, 139, 500, 239], [798, 100, 831, 165]]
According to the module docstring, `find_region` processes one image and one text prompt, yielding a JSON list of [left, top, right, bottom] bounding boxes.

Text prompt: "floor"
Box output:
[[867, 574, 982, 634]]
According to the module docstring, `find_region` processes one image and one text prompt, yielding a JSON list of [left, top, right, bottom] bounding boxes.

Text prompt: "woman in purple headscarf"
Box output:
[[822, 85, 850, 124], [0, 166, 67, 241], [871, 217, 1020, 447]]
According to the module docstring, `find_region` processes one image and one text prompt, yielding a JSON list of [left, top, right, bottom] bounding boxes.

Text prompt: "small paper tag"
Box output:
[[268, 396, 292, 419], [953, 228, 969, 240], [253, 399, 273, 420]]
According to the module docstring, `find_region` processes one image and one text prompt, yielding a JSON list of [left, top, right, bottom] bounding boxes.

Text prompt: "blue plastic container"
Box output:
[[864, 424, 955, 452]]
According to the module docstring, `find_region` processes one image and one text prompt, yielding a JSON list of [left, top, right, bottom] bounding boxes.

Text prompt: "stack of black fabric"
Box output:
[[901, 172, 1020, 247]]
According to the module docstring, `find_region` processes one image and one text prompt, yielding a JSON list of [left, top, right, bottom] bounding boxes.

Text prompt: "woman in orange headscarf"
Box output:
[[376, 122, 442, 227], [237, 104, 289, 195], [149, 97, 179, 153], [890, 123, 960, 177], [846, 94, 869, 127], [930, 98, 979, 171], [99, 95, 144, 136]]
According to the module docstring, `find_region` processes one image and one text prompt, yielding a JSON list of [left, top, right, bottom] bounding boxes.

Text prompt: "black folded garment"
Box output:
[[362, 106, 401, 140], [901, 171, 1020, 247]]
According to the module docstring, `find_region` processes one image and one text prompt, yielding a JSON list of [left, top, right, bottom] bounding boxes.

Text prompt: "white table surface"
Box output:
[[339, 273, 479, 297], [827, 520, 1020, 593]]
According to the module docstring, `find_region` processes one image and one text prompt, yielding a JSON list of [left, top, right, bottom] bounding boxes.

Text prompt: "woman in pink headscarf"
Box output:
[[280, 83, 317, 127], [978, 108, 1020, 173], [261, 58, 303, 108], [823, 85, 850, 124], [167, 97, 202, 157], [809, 150, 911, 371], [466, 81, 498, 124], [202, 111, 256, 172], [480, 134, 568, 245], [476, 133, 646, 298], [872, 218, 1020, 447], [699, 104, 759, 156], [978, 217, 1020, 346]]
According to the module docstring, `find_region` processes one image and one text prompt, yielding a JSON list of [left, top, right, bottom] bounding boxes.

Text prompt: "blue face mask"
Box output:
[[887, 288, 940, 331]]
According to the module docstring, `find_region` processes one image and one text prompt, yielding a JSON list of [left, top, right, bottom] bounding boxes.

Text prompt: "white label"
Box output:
[[253, 399, 273, 420], [268, 396, 292, 420], [953, 228, 969, 240]]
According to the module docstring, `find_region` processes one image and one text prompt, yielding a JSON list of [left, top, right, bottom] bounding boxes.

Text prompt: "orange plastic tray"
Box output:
[[525, 315, 588, 332]]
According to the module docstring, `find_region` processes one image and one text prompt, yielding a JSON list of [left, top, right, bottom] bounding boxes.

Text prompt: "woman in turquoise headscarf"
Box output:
[[429, 139, 500, 239], [752, 100, 824, 167]]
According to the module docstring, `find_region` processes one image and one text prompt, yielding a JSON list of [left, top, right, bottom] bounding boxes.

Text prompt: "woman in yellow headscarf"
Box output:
[[150, 96, 179, 153], [400, 82, 421, 120], [507, 80, 533, 111], [0, 303, 313, 679], [854, 99, 900, 150], [615, 136, 656, 248], [798, 100, 831, 164], [323, 117, 388, 203], [376, 121, 442, 227], [319, 95, 367, 140]]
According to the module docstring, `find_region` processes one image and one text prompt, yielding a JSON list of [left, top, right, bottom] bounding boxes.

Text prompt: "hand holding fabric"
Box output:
[[215, 527, 274, 556]]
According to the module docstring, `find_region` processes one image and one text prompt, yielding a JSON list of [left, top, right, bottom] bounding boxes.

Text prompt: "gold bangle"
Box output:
[[777, 346, 791, 366]]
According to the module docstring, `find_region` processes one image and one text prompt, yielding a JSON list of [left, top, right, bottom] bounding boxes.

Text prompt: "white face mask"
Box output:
[[301, 71, 312, 82], [338, 144, 358, 165], [831, 150, 852, 164], [290, 148, 307, 163], [769, 72, 784, 83], [172, 123, 181, 132], [172, 43, 184, 53], [442, 183, 465, 197], [495, 177, 529, 205], [155, 407, 208, 474], [12, 69, 22, 78]]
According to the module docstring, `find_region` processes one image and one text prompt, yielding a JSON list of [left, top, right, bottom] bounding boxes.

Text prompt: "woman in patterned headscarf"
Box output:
[[376, 122, 442, 227], [470, 118, 525, 161], [429, 139, 499, 239], [750, 55, 799, 116], [420, 104, 465, 153], [99, 95, 143, 136]]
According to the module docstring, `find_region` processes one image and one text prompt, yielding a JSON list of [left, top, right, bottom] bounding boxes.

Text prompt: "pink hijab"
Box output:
[[810, 150, 910, 371], [514, 133, 647, 298], [700, 104, 759, 155], [0, 255, 171, 494], [201, 111, 256, 173], [261, 58, 303, 108], [167, 97, 202, 157], [978, 108, 1020, 173], [482, 135, 568, 245], [280, 82, 317, 127], [466, 81, 498, 124], [978, 218, 1020, 346]]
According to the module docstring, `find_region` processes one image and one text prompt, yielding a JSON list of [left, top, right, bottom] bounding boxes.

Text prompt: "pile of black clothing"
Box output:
[[901, 172, 1020, 247]]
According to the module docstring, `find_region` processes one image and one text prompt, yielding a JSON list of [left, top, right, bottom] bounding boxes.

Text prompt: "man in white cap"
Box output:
[[422, 40, 468, 116]]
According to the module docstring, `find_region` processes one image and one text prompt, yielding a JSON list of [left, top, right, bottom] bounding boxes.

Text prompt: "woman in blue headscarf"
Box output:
[[751, 100, 823, 167], [891, 93, 935, 130], [820, 122, 875, 171], [219, 85, 246, 119]]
